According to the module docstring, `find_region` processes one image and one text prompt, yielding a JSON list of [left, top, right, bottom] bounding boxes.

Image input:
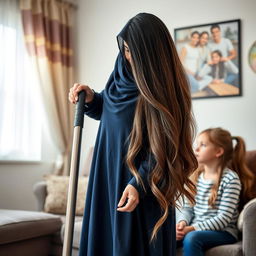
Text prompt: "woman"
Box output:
[[198, 31, 211, 70], [69, 13, 197, 256], [180, 31, 200, 75], [179, 31, 200, 93]]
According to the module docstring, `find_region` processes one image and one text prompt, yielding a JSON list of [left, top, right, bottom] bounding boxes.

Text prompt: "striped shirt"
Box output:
[[176, 168, 241, 239]]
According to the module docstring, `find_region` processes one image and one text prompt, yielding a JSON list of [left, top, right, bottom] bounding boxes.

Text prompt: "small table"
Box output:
[[208, 82, 239, 96]]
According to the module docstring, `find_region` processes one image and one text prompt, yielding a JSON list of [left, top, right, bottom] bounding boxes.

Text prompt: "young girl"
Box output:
[[198, 50, 238, 86], [176, 127, 254, 256], [69, 13, 197, 256]]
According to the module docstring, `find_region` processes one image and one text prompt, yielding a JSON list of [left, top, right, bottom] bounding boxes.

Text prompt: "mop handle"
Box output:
[[74, 90, 86, 127], [62, 90, 85, 256]]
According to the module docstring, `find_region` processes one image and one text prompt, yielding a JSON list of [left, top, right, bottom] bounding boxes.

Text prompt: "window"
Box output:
[[0, 0, 42, 161]]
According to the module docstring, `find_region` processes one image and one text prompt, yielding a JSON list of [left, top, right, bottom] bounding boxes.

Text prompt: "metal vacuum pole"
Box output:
[[62, 91, 85, 256]]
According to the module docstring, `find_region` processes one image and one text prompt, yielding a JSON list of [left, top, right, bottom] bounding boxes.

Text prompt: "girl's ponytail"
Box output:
[[230, 136, 254, 206]]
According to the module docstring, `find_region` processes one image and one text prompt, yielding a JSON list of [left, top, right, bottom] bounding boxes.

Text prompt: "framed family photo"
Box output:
[[174, 19, 241, 99]]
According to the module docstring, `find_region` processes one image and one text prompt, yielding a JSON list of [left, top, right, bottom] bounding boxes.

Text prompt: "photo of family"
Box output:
[[174, 19, 241, 99]]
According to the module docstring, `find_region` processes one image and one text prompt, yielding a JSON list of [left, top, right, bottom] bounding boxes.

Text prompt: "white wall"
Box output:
[[77, 0, 256, 154], [0, 129, 58, 210], [1, 0, 255, 211]]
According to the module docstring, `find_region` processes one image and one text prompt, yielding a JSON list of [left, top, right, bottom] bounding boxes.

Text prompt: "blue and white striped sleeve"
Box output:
[[176, 197, 194, 225], [193, 176, 241, 231]]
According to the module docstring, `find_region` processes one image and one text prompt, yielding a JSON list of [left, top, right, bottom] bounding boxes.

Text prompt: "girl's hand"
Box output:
[[68, 83, 94, 104], [183, 225, 195, 235], [176, 221, 187, 241], [117, 184, 139, 212]]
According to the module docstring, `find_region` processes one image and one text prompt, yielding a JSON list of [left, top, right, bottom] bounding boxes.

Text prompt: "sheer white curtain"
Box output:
[[0, 0, 42, 161], [20, 0, 75, 174]]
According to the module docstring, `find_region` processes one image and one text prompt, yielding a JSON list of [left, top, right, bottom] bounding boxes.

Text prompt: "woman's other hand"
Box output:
[[117, 184, 139, 212], [68, 83, 94, 104]]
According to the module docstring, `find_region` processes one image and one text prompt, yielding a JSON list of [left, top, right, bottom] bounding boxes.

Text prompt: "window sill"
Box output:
[[0, 160, 42, 165]]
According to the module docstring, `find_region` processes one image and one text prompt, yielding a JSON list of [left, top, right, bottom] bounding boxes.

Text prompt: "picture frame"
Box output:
[[174, 19, 241, 99]]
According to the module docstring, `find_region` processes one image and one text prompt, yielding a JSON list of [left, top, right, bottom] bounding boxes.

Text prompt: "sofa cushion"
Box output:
[[177, 241, 242, 256], [237, 198, 256, 231], [73, 221, 82, 249], [205, 242, 242, 256], [44, 175, 88, 215], [61, 221, 82, 249], [0, 209, 62, 244]]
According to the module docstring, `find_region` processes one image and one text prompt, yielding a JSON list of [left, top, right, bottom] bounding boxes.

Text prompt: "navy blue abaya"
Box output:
[[78, 53, 176, 256]]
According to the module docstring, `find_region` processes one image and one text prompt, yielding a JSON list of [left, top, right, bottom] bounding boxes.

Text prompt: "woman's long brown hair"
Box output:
[[191, 128, 255, 209], [119, 13, 198, 240]]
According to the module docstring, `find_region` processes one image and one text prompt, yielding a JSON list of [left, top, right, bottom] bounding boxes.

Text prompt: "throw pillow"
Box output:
[[44, 175, 89, 215]]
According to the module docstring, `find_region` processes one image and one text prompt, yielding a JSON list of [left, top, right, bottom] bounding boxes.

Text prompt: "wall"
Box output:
[[0, 129, 58, 210], [77, 0, 256, 154], [1, 0, 255, 211]]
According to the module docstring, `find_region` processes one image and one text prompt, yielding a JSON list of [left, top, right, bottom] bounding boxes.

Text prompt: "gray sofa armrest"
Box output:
[[242, 199, 256, 256], [33, 181, 47, 211]]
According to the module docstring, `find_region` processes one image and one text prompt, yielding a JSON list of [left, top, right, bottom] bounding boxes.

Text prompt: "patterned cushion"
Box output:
[[44, 175, 88, 215]]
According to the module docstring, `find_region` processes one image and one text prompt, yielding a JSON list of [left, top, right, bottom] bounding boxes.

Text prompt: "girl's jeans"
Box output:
[[177, 230, 237, 256]]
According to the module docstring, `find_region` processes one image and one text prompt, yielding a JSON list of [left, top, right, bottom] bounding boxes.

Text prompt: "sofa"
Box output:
[[33, 147, 94, 256], [0, 209, 62, 256], [33, 180, 83, 256], [33, 150, 256, 256]]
